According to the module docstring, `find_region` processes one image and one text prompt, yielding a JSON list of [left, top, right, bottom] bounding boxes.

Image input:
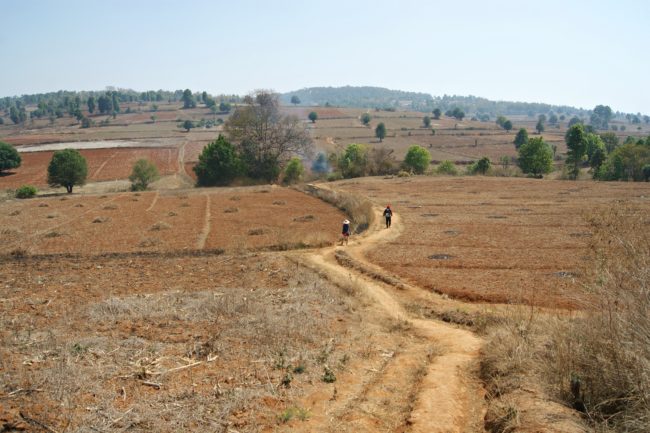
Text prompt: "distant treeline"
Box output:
[[0, 88, 242, 124], [281, 86, 645, 120]]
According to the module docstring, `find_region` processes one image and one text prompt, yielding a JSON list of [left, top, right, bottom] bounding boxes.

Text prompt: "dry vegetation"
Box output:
[[481, 204, 650, 432], [0, 253, 358, 431]]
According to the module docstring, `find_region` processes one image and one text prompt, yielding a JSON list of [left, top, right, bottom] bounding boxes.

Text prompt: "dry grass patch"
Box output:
[[481, 204, 650, 432]]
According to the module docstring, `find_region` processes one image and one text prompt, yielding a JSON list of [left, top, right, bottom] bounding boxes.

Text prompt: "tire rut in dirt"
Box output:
[[327, 340, 434, 433]]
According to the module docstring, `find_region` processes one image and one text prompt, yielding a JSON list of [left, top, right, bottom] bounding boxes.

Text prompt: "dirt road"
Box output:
[[297, 207, 486, 432]]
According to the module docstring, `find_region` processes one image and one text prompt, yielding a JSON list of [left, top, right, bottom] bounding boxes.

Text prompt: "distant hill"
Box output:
[[280, 86, 434, 111], [281, 86, 589, 117]]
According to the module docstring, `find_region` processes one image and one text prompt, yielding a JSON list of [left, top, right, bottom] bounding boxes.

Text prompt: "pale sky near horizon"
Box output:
[[2, 0, 649, 114]]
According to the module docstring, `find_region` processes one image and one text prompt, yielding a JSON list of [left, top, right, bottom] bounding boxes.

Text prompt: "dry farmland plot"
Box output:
[[304, 109, 573, 161], [0, 187, 345, 255], [0, 252, 409, 432], [0, 147, 179, 189], [331, 176, 650, 308]]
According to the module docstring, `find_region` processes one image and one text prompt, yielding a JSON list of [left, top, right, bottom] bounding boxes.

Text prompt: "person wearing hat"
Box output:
[[383, 204, 393, 228], [340, 219, 351, 245]]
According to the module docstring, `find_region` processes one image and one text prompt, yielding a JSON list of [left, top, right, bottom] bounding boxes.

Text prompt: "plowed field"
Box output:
[[0, 147, 178, 189], [0, 187, 344, 255], [331, 176, 650, 308]]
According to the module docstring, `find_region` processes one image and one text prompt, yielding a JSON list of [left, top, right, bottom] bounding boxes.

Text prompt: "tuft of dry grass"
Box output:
[[150, 221, 171, 231]]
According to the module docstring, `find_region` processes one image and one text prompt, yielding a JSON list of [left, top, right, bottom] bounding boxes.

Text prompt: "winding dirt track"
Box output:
[[298, 206, 486, 432]]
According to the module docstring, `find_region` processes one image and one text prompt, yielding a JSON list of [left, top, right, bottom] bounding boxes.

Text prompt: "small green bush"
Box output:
[[283, 157, 304, 185], [327, 171, 343, 182], [15, 184, 37, 199], [436, 160, 458, 175]]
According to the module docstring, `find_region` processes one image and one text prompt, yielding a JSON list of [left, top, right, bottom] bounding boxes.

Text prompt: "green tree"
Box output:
[[423, 116, 431, 128], [47, 149, 88, 193], [182, 120, 194, 132], [600, 132, 619, 153], [308, 111, 318, 123], [129, 159, 159, 191], [224, 91, 312, 182], [565, 124, 587, 179], [375, 122, 386, 142], [470, 157, 491, 174], [568, 116, 582, 128], [361, 112, 371, 126], [548, 114, 558, 125], [98, 95, 112, 114], [536, 119, 545, 134], [111, 92, 120, 113], [87, 96, 96, 114], [590, 147, 607, 176], [182, 89, 195, 109], [403, 145, 430, 174], [283, 157, 304, 184], [585, 133, 605, 162], [9, 106, 26, 124], [219, 101, 232, 113], [193, 135, 243, 186], [513, 128, 529, 149], [338, 143, 369, 178], [0, 141, 21, 173], [290, 95, 301, 106], [496, 115, 507, 128], [597, 143, 650, 181], [518, 136, 553, 176], [432, 108, 441, 119], [502, 120, 513, 131], [590, 105, 613, 129]]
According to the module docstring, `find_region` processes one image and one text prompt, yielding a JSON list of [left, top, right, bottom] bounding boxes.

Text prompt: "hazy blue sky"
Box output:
[[2, 0, 649, 113]]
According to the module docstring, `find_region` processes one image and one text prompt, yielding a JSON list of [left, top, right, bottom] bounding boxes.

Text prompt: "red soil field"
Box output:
[[332, 176, 650, 308], [0, 147, 178, 189], [0, 187, 345, 255]]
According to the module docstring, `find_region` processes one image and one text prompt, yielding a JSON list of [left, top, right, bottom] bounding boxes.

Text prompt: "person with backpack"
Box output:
[[340, 219, 351, 245], [383, 205, 392, 228]]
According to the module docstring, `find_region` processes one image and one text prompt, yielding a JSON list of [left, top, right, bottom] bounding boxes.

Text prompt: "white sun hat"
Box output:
[[343, 219, 350, 224]]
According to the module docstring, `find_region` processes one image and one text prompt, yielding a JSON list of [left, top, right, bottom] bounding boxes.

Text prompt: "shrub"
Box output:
[[0, 141, 21, 173], [468, 157, 491, 175], [327, 172, 343, 182], [193, 135, 243, 186], [518, 137, 553, 176], [403, 145, 431, 174], [397, 170, 411, 177], [338, 143, 369, 178], [129, 159, 159, 191], [436, 160, 458, 175], [282, 157, 304, 185], [15, 184, 37, 199]]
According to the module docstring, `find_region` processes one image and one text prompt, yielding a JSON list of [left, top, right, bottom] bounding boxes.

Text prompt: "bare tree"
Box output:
[[225, 91, 313, 181]]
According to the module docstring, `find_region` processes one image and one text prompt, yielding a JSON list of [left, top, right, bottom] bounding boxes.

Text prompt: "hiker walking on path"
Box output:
[[340, 219, 351, 245], [383, 205, 393, 228]]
